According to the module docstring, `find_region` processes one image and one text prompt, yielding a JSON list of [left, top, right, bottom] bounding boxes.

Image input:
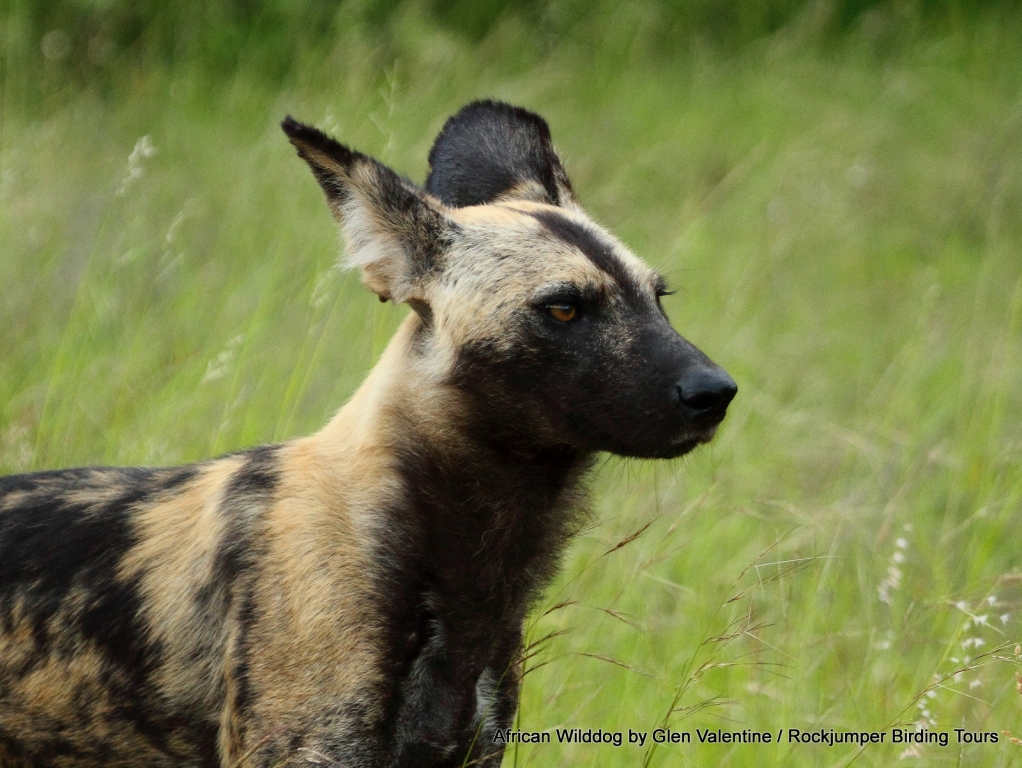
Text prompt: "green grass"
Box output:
[[3, 4, 1022, 766]]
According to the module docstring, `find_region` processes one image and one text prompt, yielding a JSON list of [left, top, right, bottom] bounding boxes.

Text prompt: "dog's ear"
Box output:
[[425, 100, 577, 209], [283, 117, 452, 304]]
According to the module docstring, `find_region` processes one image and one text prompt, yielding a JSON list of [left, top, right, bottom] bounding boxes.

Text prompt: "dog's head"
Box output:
[[283, 101, 735, 459]]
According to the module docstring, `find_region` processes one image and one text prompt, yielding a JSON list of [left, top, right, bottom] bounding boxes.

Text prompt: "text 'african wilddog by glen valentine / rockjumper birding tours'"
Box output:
[[0, 101, 736, 768]]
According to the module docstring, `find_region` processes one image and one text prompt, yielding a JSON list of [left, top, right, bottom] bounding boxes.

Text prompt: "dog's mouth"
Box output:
[[619, 423, 718, 460], [666, 427, 715, 456], [669, 421, 722, 455], [672, 435, 703, 451]]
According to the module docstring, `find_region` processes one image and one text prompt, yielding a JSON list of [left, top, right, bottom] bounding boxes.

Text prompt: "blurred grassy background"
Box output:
[[3, 1, 1022, 765]]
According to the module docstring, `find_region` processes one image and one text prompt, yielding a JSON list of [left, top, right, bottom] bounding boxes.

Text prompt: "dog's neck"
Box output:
[[313, 312, 593, 619]]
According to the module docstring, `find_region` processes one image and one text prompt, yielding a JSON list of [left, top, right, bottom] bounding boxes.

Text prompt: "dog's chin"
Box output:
[[641, 436, 703, 459], [656, 437, 704, 459], [607, 425, 718, 460]]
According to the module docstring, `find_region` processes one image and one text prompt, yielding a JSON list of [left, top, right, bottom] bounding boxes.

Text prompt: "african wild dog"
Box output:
[[0, 101, 736, 767]]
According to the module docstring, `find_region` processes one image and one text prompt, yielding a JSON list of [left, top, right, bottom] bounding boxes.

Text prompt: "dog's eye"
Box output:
[[546, 304, 577, 323]]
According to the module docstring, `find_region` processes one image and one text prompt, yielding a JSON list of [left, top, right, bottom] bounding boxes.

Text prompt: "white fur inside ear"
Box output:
[[321, 158, 449, 305], [338, 197, 417, 303]]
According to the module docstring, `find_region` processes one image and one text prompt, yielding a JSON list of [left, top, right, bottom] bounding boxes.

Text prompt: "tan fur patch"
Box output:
[[120, 459, 242, 712]]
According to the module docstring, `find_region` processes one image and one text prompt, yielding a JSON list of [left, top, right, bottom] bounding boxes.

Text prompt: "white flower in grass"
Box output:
[[201, 335, 245, 385], [878, 528, 913, 605], [117, 135, 157, 196]]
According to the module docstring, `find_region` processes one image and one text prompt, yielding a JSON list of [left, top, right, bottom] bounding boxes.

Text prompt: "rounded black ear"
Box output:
[[425, 100, 576, 208]]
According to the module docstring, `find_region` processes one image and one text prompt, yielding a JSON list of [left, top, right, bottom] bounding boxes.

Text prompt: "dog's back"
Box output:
[[0, 456, 270, 766], [0, 434, 393, 767], [0, 462, 223, 765]]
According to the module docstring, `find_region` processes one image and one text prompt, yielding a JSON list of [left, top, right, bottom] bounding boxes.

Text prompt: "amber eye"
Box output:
[[546, 304, 577, 323]]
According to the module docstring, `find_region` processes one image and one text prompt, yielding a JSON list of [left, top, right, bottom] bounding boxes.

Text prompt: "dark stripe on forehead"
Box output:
[[529, 210, 642, 294]]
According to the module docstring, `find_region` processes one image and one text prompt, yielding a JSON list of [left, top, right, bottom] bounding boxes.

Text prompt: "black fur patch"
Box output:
[[282, 116, 358, 204], [229, 586, 258, 721], [208, 445, 281, 730], [0, 466, 219, 763], [368, 428, 590, 767], [211, 445, 280, 587], [426, 100, 573, 208], [0, 468, 154, 653], [225, 444, 280, 499], [529, 210, 643, 296], [0, 729, 93, 766]]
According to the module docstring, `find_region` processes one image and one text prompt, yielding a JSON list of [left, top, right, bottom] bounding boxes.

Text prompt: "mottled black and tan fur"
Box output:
[[0, 101, 736, 767]]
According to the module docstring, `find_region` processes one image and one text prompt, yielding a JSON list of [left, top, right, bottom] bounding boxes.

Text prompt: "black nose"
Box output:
[[676, 367, 737, 421]]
